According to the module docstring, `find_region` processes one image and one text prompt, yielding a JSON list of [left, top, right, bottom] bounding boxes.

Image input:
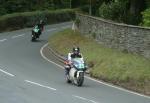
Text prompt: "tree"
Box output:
[[127, 0, 146, 24], [98, 0, 146, 24]]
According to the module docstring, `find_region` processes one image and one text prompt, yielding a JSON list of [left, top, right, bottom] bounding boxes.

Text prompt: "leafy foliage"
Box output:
[[0, 9, 75, 32], [98, 2, 126, 21], [141, 8, 150, 27], [98, 1, 131, 23], [0, 0, 72, 16], [0, 0, 150, 26]]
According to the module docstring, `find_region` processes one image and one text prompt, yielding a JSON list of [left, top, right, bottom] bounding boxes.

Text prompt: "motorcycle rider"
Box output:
[[38, 20, 44, 31], [70, 47, 82, 59], [32, 25, 39, 38], [37, 20, 44, 37], [32, 20, 44, 38], [65, 47, 82, 76]]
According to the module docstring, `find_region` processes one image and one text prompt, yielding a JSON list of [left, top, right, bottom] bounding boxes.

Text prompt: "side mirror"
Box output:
[[84, 64, 88, 71], [84, 65, 90, 74], [85, 65, 88, 69]]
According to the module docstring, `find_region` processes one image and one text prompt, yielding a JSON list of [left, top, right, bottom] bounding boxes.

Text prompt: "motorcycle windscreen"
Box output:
[[72, 58, 85, 70], [33, 26, 39, 32]]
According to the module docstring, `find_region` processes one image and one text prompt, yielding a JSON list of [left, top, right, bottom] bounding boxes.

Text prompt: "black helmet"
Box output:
[[73, 47, 80, 54]]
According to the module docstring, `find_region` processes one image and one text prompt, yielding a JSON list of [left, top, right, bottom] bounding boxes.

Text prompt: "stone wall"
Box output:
[[76, 14, 150, 59]]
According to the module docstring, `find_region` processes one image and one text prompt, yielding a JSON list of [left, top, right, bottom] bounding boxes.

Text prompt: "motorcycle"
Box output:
[[31, 26, 41, 41], [65, 58, 87, 86]]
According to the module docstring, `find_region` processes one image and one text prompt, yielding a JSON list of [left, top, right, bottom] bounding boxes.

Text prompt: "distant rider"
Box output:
[[38, 20, 44, 31], [37, 20, 44, 36], [32, 20, 44, 38]]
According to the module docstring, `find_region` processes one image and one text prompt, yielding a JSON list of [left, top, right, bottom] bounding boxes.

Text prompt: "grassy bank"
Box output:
[[0, 9, 75, 32], [48, 29, 150, 95]]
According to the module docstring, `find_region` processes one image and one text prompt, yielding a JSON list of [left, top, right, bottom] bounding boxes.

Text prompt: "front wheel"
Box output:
[[31, 31, 36, 41], [31, 36, 36, 41], [77, 72, 84, 86]]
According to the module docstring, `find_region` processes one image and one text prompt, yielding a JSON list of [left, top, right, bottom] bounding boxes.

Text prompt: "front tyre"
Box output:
[[77, 72, 84, 86], [31, 31, 36, 42], [31, 36, 36, 42]]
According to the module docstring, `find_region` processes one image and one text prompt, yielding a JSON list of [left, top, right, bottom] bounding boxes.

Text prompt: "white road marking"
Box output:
[[40, 43, 63, 69], [73, 95, 87, 101], [73, 95, 99, 103], [85, 76, 150, 99], [0, 68, 15, 77], [0, 39, 7, 42], [25, 80, 56, 91], [89, 100, 99, 103], [12, 34, 25, 39], [40, 43, 150, 99]]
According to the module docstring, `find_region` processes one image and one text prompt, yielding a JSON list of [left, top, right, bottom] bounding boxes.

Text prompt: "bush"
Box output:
[[79, 5, 89, 13], [0, 9, 75, 32], [146, 0, 150, 8], [98, 1, 127, 22], [141, 8, 150, 27]]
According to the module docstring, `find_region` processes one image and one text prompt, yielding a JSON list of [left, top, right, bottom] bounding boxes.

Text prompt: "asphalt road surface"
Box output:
[[0, 22, 150, 103]]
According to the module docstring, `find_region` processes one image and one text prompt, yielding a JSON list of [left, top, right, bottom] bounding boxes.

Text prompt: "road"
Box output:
[[0, 22, 149, 103]]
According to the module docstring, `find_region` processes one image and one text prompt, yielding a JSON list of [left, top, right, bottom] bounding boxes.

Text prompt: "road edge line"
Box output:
[[40, 43, 150, 99]]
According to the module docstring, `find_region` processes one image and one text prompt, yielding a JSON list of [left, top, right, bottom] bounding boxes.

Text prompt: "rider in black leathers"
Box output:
[[32, 20, 44, 38], [65, 47, 82, 76], [37, 20, 44, 36]]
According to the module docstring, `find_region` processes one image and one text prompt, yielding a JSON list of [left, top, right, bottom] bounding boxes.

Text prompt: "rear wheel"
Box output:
[[66, 75, 71, 83]]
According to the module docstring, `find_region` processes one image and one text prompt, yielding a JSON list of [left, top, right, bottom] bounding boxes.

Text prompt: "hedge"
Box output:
[[0, 9, 75, 32]]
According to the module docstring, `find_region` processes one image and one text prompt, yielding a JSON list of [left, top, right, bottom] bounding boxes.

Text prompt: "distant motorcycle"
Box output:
[[31, 26, 41, 41], [65, 58, 87, 86]]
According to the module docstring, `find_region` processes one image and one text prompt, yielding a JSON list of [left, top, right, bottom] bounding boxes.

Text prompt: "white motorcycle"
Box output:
[[65, 58, 87, 86]]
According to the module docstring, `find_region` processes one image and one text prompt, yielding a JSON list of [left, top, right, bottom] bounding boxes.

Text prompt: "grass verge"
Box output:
[[48, 29, 150, 95]]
